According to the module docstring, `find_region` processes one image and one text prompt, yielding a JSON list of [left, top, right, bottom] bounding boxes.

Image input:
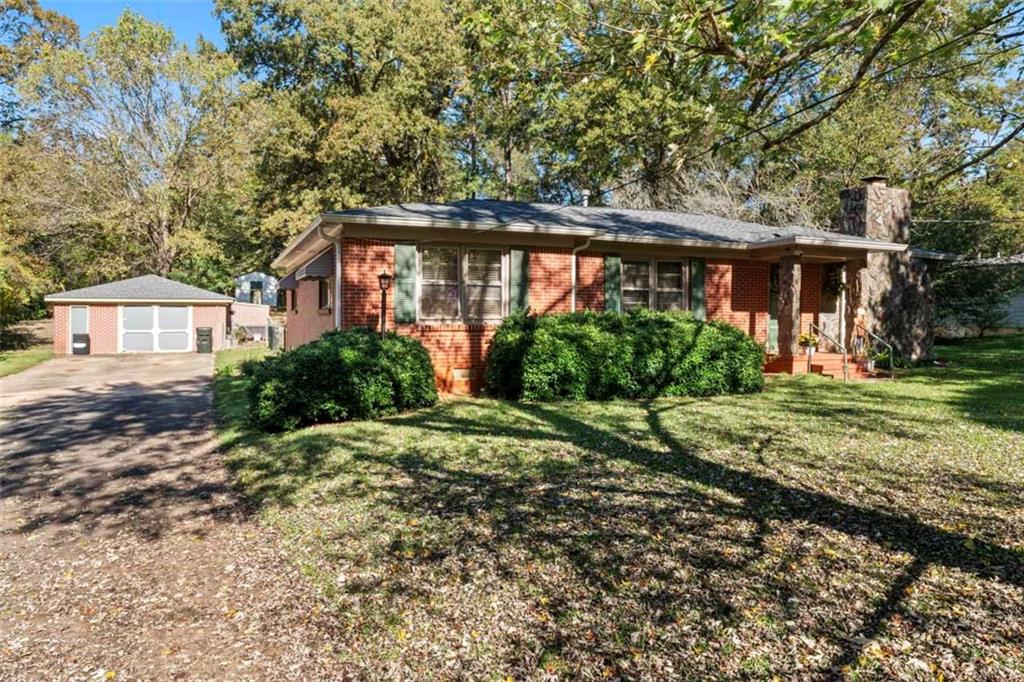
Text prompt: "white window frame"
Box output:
[[117, 304, 194, 353], [621, 258, 692, 311], [416, 245, 509, 324], [69, 305, 89, 351]]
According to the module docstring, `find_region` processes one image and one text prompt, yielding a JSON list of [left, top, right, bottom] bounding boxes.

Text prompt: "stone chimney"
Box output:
[[838, 176, 934, 361]]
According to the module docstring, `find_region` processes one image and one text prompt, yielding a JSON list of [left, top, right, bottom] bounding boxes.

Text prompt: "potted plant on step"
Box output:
[[798, 332, 819, 357]]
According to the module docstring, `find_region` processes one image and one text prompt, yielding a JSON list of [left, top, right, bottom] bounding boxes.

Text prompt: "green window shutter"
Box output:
[[604, 255, 622, 313], [510, 248, 529, 312], [394, 243, 417, 324], [690, 258, 706, 321]]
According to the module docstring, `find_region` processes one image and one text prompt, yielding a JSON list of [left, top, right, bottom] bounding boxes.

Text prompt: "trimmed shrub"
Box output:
[[246, 328, 437, 431], [482, 309, 537, 399], [484, 310, 764, 401]]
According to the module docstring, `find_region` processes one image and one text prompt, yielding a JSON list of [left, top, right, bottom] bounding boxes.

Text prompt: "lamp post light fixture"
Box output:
[[377, 270, 393, 338]]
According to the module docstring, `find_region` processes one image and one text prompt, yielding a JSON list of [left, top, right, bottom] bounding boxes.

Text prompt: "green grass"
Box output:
[[214, 337, 1024, 680], [0, 347, 54, 378]]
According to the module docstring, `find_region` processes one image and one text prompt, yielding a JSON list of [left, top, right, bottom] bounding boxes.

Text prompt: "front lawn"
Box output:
[[0, 347, 54, 378], [214, 337, 1024, 680]]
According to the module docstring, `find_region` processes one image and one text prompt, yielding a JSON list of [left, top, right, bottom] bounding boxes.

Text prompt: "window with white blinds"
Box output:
[[464, 249, 503, 319], [420, 247, 461, 319], [418, 246, 506, 322]]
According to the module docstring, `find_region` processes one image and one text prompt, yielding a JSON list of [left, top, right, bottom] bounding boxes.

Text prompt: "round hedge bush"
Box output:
[[245, 328, 437, 431], [484, 310, 764, 401]]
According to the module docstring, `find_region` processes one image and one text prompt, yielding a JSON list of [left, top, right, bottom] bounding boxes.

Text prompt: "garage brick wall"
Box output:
[[87, 305, 119, 354], [52, 304, 118, 355], [194, 305, 229, 351], [51, 303, 228, 354], [53, 304, 69, 354]]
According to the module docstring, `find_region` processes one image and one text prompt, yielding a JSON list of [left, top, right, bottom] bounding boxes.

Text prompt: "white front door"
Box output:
[[120, 305, 192, 352]]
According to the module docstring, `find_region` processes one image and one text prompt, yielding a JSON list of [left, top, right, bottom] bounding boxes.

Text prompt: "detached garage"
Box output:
[[45, 275, 233, 355]]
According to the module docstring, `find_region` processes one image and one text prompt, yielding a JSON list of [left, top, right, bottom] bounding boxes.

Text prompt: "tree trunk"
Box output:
[[148, 216, 175, 276], [777, 253, 802, 356], [502, 142, 513, 201]]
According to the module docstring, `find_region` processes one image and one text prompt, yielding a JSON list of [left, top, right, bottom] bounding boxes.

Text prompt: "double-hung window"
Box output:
[[418, 246, 506, 322], [420, 247, 461, 320], [655, 262, 687, 310], [622, 261, 652, 312], [621, 259, 691, 311], [464, 249, 503, 319]]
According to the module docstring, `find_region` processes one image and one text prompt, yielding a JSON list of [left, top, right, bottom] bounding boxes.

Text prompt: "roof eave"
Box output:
[[750, 235, 908, 252], [271, 215, 329, 271], [44, 297, 232, 304], [270, 212, 910, 269]]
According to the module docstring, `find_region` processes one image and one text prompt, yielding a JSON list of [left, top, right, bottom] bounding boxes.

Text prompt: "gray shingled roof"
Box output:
[[325, 199, 889, 246], [45, 275, 233, 302]]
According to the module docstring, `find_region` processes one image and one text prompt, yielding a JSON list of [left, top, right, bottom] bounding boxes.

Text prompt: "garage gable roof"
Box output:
[[44, 275, 233, 303]]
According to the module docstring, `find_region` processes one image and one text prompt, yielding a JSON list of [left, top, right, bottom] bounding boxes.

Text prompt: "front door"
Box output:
[[768, 264, 779, 352]]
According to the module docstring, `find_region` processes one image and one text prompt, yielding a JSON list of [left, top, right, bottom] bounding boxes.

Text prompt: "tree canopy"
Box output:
[[1, 1, 1023, 326]]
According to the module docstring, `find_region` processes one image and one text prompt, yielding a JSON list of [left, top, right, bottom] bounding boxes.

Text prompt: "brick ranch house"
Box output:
[[273, 177, 937, 392]]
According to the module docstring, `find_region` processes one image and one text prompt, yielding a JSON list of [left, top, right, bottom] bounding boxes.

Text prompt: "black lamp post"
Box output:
[[378, 270, 393, 338]]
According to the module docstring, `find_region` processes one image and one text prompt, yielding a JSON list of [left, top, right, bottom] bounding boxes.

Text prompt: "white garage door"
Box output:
[[121, 305, 192, 352]]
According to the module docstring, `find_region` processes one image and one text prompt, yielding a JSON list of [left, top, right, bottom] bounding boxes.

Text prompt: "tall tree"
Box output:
[[0, 0, 77, 131], [492, 0, 1024, 201], [15, 10, 258, 287], [216, 0, 466, 253]]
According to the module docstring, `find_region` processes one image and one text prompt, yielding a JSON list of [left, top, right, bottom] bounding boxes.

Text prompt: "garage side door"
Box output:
[[121, 305, 192, 352]]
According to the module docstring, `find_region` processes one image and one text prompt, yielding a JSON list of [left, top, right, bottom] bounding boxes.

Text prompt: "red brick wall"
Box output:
[[53, 304, 69, 354], [707, 259, 772, 343], [399, 324, 497, 393], [281, 239, 826, 390], [193, 305, 229, 351], [87, 305, 118, 354], [285, 279, 336, 349], [577, 252, 605, 311], [342, 239, 394, 330], [528, 248, 573, 314], [800, 263, 822, 334], [52, 304, 117, 354]]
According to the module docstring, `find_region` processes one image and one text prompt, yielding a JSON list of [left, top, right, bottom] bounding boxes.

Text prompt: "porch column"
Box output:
[[843, 258, 866, 349], [776, 253, 802, 356]]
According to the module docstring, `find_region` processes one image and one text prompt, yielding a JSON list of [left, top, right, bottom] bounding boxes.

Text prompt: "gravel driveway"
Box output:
[[0, 355, 336, 680]]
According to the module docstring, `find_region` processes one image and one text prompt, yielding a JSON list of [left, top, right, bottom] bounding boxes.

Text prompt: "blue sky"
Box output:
[[47, 1, 225, 48]]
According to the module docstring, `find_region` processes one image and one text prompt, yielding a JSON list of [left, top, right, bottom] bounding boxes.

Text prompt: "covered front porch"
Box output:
[[759, 246, 896, 380]]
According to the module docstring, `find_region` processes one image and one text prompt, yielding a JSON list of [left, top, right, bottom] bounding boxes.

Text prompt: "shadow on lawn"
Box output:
[[339, 396, 1023, 675], [1, 376, 243, 539], [219, 341, 1024, 676]]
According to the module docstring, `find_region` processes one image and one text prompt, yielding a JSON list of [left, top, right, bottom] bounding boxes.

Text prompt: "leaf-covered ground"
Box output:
[[215, 337, 1024, 680]]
